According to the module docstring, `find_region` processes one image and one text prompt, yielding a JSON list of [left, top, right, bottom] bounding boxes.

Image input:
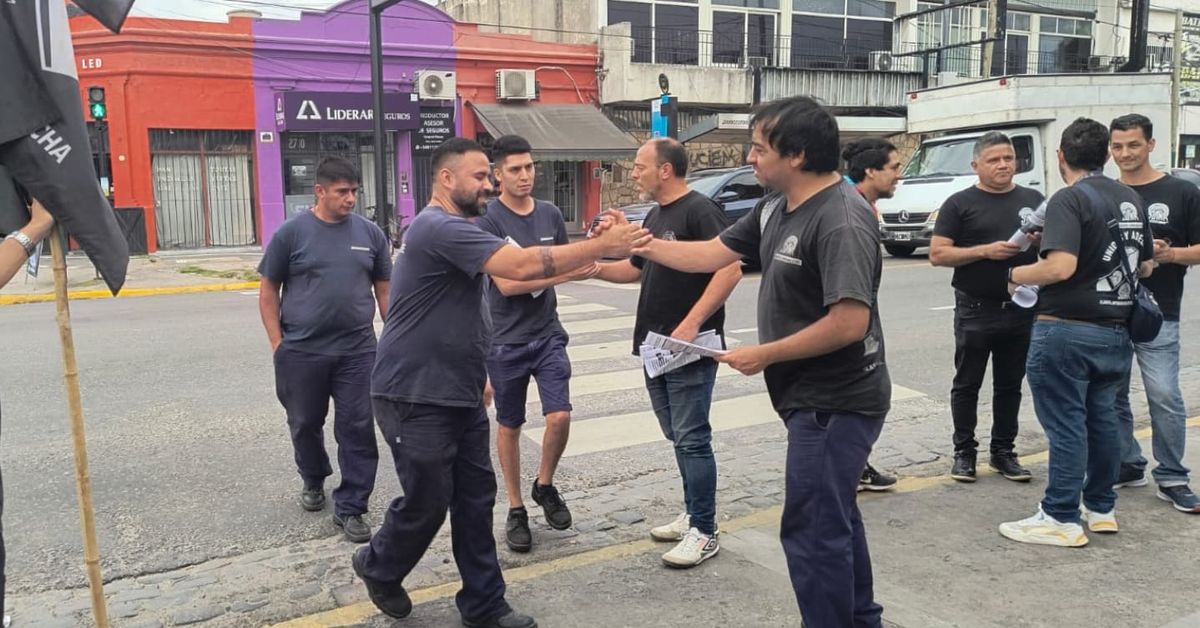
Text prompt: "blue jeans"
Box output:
[[1114, 321, 1191, 487], [782, 410, 883, 628], [644, 359, 718, 535], [1026, 321, 1132, 522]]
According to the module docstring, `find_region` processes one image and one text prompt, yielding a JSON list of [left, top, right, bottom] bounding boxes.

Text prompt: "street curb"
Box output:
[[0, 281, 259, 306], [269, 416, 1200, 628]]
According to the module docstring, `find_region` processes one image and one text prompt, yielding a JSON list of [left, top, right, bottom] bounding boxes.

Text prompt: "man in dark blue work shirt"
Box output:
[[475, 135, 598, 553], [351, 138, 646, 628], [258, 156, 391, 544]]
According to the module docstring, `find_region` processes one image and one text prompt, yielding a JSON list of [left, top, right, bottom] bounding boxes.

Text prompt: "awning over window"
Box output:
[[470, 103, 639, 162]]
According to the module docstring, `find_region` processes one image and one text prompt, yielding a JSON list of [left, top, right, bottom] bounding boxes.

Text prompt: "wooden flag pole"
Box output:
[[48, 220, 109, 627]]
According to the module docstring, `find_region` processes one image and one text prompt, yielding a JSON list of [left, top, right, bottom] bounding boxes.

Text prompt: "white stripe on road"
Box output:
[[528, 385, 927, 457], [575, 279, 642, 291], [527, 393, 781, 457], [562, 315, 638, 335], [557, 303, 617, 315]]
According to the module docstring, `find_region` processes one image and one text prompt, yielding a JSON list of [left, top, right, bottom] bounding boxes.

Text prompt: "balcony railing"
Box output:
[[627, 26, 1166, 80]]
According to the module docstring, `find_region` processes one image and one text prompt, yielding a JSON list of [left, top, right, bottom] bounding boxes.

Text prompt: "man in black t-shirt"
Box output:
[[999, 118, 1154, 548], [1109, 114, 1200, 513], [930, 132, 1045, 484], [594, 138, 741, 569], [476, 135, 601, 552], [617, 98, 890, 627]]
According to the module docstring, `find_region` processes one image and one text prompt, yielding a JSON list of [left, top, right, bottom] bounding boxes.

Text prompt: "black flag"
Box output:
[[0, 0, 135, 294]]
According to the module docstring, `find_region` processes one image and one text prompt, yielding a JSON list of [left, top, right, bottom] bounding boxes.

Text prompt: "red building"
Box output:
[[454, 24, 635, 231]]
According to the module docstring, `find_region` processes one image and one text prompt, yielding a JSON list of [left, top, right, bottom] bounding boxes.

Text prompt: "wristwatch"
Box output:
[[5, 230, 37, 258], [1007, 267, 1015, 283]]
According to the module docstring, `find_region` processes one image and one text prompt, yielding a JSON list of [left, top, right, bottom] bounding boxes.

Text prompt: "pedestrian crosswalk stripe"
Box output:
[[526, 393, 781, 457], [557, 303, 617, 315], [575, 278, 641, 291], [531, 362, 925, 403], [561, 315, 638, 335]]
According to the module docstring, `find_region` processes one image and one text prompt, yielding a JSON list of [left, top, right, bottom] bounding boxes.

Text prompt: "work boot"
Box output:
[[300, 481, 326, 511], [333, 513, 372, 543], [989, 452, 1033, 482], [531, 480, 572, 530], [352, 547, 412, 619], [505, 507, 532, 553], [951, 451, 977, 483]]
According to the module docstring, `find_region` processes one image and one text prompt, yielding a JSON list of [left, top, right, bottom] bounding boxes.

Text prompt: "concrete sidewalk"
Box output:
[[280, 424, 1200, 628], [0, 248, 264, 305]]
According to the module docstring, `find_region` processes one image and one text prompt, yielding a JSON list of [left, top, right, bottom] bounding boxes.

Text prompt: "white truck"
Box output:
[[875, 73, 1174, 257]]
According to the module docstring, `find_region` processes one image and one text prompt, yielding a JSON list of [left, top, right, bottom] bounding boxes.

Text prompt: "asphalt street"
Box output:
[[0, 251, 1197, 625]]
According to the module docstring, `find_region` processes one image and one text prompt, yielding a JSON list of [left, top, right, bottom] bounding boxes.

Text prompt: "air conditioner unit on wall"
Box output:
[[417, 71, 456, 100], [496, 69, 537, 101], [869, 51, 916, 72]]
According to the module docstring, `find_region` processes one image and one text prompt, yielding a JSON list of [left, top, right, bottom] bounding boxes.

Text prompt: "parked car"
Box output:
[[590, 165, 764, 236], [1170, 167, 1200, 187]]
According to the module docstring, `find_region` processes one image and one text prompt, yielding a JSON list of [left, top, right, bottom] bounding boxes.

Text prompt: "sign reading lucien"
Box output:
[[275, 91, 420, 132]]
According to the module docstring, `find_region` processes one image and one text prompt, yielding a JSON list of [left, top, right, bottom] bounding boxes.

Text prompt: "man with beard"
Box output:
[[352, 138, 646, 628], [594, 137, 742, 569], [1109, 113, 1200, 513], [930, 132, 1044, 484], [842, 137, 902, 492], [476, 135, 598, 551]]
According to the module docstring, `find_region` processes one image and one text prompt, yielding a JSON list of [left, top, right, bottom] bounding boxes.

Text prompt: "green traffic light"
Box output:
[[90, 102, 106, 120]]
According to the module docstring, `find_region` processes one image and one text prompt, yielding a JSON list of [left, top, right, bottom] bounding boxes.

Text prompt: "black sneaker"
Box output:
[[352, 546, 412, 619], [1113, 466, 1148, 489], [300, 481, 326, 512], [531, 480, 572, 530], [462, 609, 538, 628], [505, 507, 532, 553], [858, 464, 897, 492], [950, 451, 977, 483], [989, 452, 1033, 482], [333, 513, 372, 543], [1156, 485, 1200, 513]]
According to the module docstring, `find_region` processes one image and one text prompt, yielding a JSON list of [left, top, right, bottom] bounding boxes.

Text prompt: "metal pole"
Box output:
[[1172, 8, 1184, 168], [369, 4, 390, 236], [96, 121, 109, 200]]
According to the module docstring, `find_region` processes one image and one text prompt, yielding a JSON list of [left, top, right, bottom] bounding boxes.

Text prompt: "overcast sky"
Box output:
[[129, 0, 437, 22]]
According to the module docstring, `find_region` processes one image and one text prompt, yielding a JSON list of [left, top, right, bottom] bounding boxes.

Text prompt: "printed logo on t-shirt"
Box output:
[[540, 236, 556, 242], [662, 230, 677, 241], [1147, 202, 1170, 225], [1119, 202, 1140, 222], [771, 235, 803, 266], [350, 245, 371, 252]]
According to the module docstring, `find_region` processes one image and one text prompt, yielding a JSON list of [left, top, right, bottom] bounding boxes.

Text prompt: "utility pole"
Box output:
[[1172, 8, 1183, 167], [982, 0, 1007, 77], [370, 0, 404, 238]]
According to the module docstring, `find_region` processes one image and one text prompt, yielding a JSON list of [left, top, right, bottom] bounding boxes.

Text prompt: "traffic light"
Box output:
[[87, 86, 106, 121]]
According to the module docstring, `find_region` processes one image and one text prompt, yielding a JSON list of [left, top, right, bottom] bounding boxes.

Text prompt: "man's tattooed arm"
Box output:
[[539, 247, 557, 278]]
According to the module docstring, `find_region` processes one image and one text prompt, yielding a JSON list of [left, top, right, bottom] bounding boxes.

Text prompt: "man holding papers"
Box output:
[[594, 138, 741, 568]]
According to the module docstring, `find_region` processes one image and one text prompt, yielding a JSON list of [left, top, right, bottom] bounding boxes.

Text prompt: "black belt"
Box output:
[[955, 290, 1021, 310]]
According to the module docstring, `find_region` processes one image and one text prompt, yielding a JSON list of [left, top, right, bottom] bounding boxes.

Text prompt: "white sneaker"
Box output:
[[650, 513, 690, 542], [1080, 504, 1118, 534], [661, 527, 719, 568], [998, 506, 1088, 547]]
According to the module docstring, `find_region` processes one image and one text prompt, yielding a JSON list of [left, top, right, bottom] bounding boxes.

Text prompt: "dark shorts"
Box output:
[[486, 332, 572, 428]]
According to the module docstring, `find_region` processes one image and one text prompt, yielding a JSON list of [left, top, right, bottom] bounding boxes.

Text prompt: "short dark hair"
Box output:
[[751, 96, 840, 173], [972, 131, 1012, 159], [490, 134, 533, 166], [1060, 117, 1110, 172], [1110, 113, 1154, 141], [315, 156, 360, 186], [841, 138, 896, 183], [651, 138, 689, 178], [431, 137, 486, 173]]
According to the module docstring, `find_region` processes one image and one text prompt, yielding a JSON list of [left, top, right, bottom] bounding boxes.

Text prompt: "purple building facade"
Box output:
[[252, 0, 457, 244]]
